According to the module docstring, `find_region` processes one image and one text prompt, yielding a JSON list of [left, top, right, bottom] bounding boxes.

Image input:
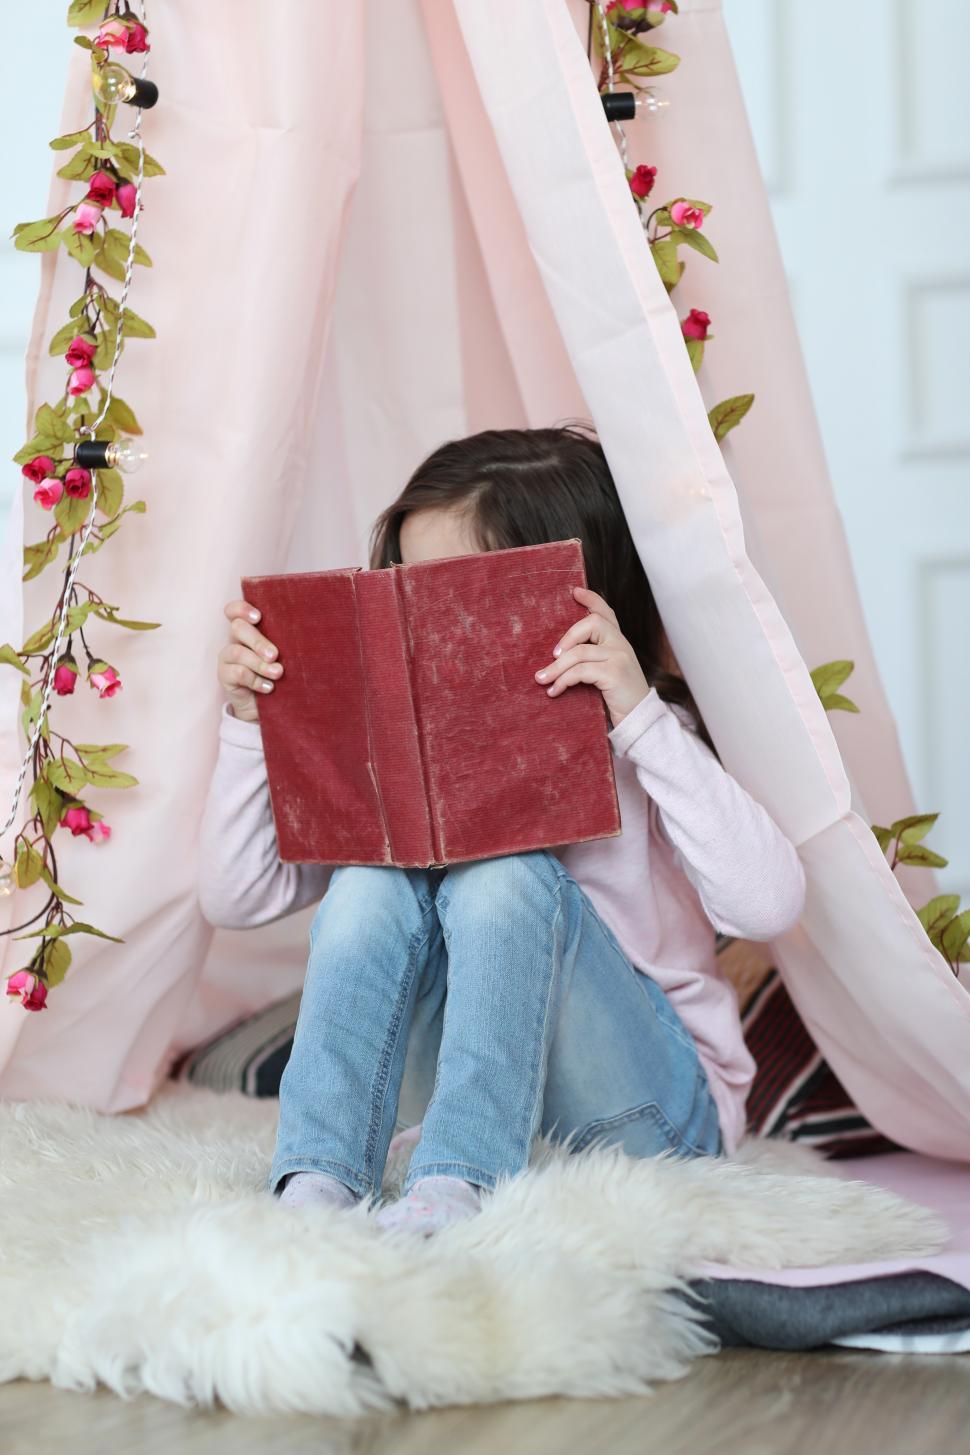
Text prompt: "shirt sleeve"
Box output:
[[608, 687, 806, 941], [197, 702, 331, 929]]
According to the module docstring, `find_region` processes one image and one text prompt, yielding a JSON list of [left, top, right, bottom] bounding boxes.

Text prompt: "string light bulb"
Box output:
[[75, 437, 149, 474], [601, 89, 670, 122], [93, 62, 159, 110]]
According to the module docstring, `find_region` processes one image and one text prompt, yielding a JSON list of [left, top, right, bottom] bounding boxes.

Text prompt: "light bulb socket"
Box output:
[[601, 91, 637, 122], [128, 77, 159, 109], [76, 440, 112, 470]]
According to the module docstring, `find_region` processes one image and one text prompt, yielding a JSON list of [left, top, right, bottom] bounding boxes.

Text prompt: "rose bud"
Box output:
[[61, 805, 93, 837], [64, 336, 96, 368], [86, 821, 112, 844], [681, 308, 711, 341], [33, 477, 64, 510], [68, 366, 96, 397], [116, 182, 137, 218], [670, 200, 705, 230], [86, 171, 117, 208], [53, 655, 79, 696], [22, 455, 55, 484], [125, 22, 150, 52], [72, 201, 103, 236], [88, 662, 123, 699], [96, 19, 129, 48], [6, 970, 47, 1011], [629, 164, 657, 200], [64, 466, 92, 499]]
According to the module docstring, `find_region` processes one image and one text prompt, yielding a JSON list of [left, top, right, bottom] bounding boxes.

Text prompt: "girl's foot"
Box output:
[[375, 1175, 481, 1236], [277, 1171, 358, 1211]]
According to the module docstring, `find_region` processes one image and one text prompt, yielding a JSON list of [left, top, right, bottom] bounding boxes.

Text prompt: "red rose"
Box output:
[[86, 171, 117, 208], [117, 182, 137, 218], [54, 656, 78, 696], [125, 22, 150, 52], [629, 165, 657, 200], [64, 336, 96, 369], [64, 466, 92, 499], [681, 308, 711, 341], [68, 366, 96, 397], [22, 455, 55, 484]]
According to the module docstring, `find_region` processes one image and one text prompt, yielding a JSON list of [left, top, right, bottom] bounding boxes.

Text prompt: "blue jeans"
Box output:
[[270, 850, 722, 1197]]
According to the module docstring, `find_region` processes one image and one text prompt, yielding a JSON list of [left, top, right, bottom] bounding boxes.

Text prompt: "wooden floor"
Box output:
[[3, 1349, 969, 1455]]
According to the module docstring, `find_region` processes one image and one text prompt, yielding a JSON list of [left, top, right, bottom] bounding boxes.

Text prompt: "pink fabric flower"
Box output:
[[681, 308, 711, 341], [125, 22, 150, 52], [6, 970, 47, 1012], [670, 201, 705, 230], [117, 182, 137, 218], [54, 657, 78, 696], [22, 455, 55, 484], [87, 821, 112, 844], [64, 336, 96, 369], [646, 1, 674, 13], [33, 477, 63, 510], [629, 165, 657, 200], [96, 18, 129, 48], [64, 466, 92, 499], [68, 366, 96, 397], [72, 201, 102, 236], [86, 171, 117, 208], [89, 664, 122, 699], [606, 0, 642, 12], [62, 806, 93, 837]]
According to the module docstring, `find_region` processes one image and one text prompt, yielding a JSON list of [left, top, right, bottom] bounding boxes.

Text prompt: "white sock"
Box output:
[[375, 1175, 481, 1235], [277, 1171, 358, 1211]]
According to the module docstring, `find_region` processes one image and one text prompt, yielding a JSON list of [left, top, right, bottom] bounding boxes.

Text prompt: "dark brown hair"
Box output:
[[369, 424, 716, 754]]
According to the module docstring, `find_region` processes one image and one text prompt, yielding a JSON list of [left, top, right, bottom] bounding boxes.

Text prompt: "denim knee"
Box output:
[[311, 864, 429, 950], [437, 850, 563, 922]]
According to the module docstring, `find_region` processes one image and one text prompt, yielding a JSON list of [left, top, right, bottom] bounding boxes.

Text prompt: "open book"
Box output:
[[242, 538, 621, 866]]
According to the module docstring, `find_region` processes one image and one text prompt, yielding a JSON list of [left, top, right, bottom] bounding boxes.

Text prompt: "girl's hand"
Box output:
[[218, 598, 283, 724], [534, 586, 650, 728]]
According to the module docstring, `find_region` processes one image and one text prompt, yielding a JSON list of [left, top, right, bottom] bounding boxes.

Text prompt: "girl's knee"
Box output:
[[438, 850, 563, 921], [312, 864, 427, 945]]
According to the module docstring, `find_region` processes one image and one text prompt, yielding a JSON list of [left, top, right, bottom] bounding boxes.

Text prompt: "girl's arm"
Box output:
[[609, 687, 807, 941], [198, 703, 330, 929]]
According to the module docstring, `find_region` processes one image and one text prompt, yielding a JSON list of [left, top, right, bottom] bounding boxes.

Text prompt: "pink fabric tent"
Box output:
[[1, 0, 968, 1169]]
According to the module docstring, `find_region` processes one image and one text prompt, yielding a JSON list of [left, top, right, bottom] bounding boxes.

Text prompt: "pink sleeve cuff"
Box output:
[[218, 699, 265, 752], [607, 685, 670, 758]]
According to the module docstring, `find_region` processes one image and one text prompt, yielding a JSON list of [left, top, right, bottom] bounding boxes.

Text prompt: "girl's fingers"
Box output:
[[572, 586, 619, 628], [225, 597, 262, 625], [542, 661, 604, 697], [223, 660, 277, 695], [535, 643, 608, 686], [552, 611, 615, 659], [229, 613, 279, 662], [221, 643, 283, 683]]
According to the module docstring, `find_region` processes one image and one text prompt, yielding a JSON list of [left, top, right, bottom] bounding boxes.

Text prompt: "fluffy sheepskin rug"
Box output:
[[0, 1083, 945, 1416]]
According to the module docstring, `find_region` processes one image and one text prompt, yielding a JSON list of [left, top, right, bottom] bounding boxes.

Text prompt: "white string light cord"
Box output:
[[594, 0, 630, 169], [0, 4, 150, 854]]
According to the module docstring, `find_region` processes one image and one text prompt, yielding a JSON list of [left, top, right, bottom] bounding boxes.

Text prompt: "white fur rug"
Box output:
[[0, 1083, 946, 1416]]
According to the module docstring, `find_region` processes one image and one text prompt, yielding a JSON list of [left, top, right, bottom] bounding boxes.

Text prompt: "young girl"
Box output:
[[199, 426, 806, 1234]]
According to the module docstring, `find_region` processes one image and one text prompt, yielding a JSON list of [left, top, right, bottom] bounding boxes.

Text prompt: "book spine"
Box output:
[[356, 569, 436, 866], [394, 566, 443, 865]]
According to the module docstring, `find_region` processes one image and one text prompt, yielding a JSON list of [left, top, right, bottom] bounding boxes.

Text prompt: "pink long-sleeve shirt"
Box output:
[[197, 685, 806, 1154]]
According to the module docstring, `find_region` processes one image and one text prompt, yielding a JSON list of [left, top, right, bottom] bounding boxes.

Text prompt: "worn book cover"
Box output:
[[242, 538, 621, 866]]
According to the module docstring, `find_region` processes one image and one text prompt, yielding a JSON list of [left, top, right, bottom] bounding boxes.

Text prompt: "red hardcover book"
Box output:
[[242, 539, 621, 866]]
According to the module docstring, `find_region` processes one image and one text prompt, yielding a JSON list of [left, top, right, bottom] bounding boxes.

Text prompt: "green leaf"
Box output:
[[14, 219, 64, 254], [896, 843, 949, 869], [93, 326, 118, 373], [44, 937, 73, 987], [0, 644, 29, 675], [917, 894, 962, 946], [64, 229, 98, 267], [37, 862, 83, 906], [13, 436, 59, 466], [671, 226, 719, 264], [45, 759, 89, 794], [92, 245, 125, 283], [102, 227, 151, 270], [35, 405, 75, 444], [650, 238, 680, 291], [105, 396, 141, 434], [21, 619, 57, 655], [115, 142, 165, 179], [889, 812, 939, 843], [822, 692, 860, 713], [21, 691, 49, 743], [56, 150, 96, 183], [685, 337, 704, 373], [15, 843, 44, 889], [73, 34, 94, 50], [75, 743, 128, 762], [96, 467, 124, 518], [616, 35, 680, 78], [67, 0, 106, 25], [119, 308, 155, 340], [17, 920, 123, 944], [23, 537, 62, 581], [810, 660, 855, 697], [50, 128, 92, 151], [872, 824, 892, 853], [941, 910, 970, 962], [95, 610, 159, 631], [54, 491, 94, 537], [708, 393, 755, 443], [84, 140, 121, 160], [30, 778, 65, 839], [83, 765, 138, 789], [49, 319, 87, 357]]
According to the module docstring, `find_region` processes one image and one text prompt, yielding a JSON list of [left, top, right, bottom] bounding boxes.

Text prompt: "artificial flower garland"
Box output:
[[1, 0, 160, 1011], [589, 0, 969, 975]]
